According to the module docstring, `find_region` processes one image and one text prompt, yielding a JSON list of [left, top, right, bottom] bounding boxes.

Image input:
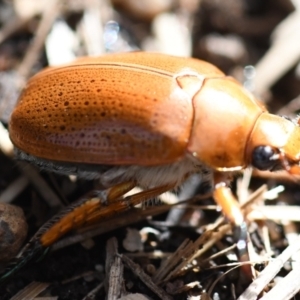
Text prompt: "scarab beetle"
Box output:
[[5, 52, 300, 281]]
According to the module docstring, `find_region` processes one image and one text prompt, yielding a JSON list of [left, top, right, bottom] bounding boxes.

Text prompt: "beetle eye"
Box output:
[[252, 146, 277, 170]]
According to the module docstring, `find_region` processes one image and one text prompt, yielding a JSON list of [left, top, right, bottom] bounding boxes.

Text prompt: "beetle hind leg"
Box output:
[[38, 182, 175, 249], [0, 181, 176, 285], [84, 183, 176, 225]]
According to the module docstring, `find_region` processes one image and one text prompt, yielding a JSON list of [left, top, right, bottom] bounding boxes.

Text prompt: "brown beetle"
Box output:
[[5, 52, 300, 281]]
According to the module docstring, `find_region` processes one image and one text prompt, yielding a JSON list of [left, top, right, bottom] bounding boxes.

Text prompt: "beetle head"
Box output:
[[247, 113, 300, 174]]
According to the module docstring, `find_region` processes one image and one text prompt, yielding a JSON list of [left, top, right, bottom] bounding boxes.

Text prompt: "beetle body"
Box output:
[[10, 52, 300, 191], [6, 52, 300, 284]]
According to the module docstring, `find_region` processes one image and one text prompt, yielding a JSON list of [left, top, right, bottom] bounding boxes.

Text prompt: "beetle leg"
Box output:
[[39, 181, 137, 247], [213, 172, 252, 279], [213, 180, 244, 226], [0, 182, 175, 285], [83, 183, 175, 225]]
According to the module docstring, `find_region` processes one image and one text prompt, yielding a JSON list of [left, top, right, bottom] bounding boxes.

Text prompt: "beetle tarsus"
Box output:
[[233, 222, 253, 282], [0, 239, 46, 286]]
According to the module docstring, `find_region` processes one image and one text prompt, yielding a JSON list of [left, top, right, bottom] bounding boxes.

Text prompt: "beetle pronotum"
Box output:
[[6, 52, 300, 281]]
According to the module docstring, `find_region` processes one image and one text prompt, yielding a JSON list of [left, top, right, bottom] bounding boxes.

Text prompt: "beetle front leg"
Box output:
[[213, 175, 244, 227], [213, 172, 252, 280]]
